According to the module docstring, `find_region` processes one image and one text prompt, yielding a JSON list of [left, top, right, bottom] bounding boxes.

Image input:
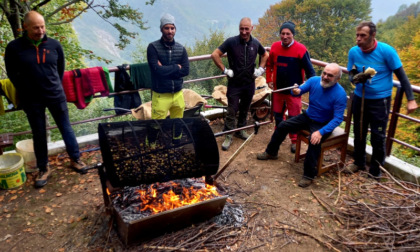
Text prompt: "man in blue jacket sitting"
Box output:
[[257, 63, 347, 188]]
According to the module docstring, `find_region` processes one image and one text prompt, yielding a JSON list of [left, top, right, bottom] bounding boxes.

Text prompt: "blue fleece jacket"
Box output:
[[296, 76, 347, 135]]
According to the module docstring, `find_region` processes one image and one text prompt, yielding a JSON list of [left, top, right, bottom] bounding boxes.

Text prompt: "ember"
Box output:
[[111, 177, 224, 222]]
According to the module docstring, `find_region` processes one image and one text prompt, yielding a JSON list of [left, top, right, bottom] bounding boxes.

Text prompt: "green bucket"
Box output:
[[0, 153, 27, 189]]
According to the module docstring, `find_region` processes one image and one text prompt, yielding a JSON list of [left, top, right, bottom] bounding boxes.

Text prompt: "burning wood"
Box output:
[[111, 177, 224, 222]]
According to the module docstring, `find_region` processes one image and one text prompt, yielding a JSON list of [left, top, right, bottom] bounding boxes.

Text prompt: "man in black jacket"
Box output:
[[5, 11, 86, 188], [147, 13, 189, 120], [211, 17, 269, 151]]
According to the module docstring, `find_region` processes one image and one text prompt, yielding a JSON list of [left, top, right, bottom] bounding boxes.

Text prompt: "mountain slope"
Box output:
[[72, 0, 278, 66]]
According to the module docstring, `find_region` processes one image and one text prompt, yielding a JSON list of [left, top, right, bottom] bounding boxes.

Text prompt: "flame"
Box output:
[[136, 180, 220, 214], [106, 188, 111, 195]]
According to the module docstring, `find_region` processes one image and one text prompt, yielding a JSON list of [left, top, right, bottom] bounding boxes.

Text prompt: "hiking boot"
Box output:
[[221, 134, 233, 151], [342, 164, 362, 174], [290, 143, 296, 153], [298, 177, 312, 188], [367, 172, 383, 181], [70, 159, 87, 174], [234, 130, 249, 140], [35, 165, 52, 188], [257, 152, 278, 160]]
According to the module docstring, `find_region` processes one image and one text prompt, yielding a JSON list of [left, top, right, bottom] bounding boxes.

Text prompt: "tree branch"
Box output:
[[45, 0, 90, 19], [48, 4, 91, 26], [32, 0, 51, 11]]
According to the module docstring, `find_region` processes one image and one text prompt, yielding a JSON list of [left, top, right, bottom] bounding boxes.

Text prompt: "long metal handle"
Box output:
[[271, 84, 299, 94], [103, 107, 131, 112], [213, 133, 255, 181]]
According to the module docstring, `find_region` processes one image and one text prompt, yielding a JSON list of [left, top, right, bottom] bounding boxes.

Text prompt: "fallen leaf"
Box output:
[[39, 189, 46, 194], [28, 212, 35, 217], [56, 193, 62, 197], [9, 195, 17, 201], [0, 196, 4, 202], [44, 206, 53, 214]]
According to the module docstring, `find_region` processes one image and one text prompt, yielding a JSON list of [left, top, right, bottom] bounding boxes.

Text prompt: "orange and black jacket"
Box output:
[[5, 33, 66, 105]]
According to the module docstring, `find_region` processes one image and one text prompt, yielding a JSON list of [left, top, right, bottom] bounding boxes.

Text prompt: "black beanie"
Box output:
[[280, 21, 295, 35]]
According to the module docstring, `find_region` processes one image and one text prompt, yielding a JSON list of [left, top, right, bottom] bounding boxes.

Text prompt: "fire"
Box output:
[[136, 180, 220, 214]]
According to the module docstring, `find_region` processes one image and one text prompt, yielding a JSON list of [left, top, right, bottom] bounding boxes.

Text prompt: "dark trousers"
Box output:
[[352, 95, 391, 176], [23, 100, 80, 171], [224, 84, 255, 131], [265, 113, 330, 179]]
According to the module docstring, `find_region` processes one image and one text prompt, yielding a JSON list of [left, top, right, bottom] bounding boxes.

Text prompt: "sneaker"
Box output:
[[221, 135, 233, 151], [70, 159, 87, 174], [35, 165, 52, 188], [257, 152, 278, 160], [234, 130, 249, 140], [290, 143, 296, 153], [342, 164, 362, 174], [298, 177, 312, 188]]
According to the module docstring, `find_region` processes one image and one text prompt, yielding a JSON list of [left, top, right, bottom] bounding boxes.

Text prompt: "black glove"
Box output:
[[348, 69, 359, 83], [351, 72, 372, 84]]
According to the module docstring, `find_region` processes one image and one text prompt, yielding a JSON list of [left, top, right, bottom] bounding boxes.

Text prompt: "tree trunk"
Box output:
[[4, 1, 24, 39]]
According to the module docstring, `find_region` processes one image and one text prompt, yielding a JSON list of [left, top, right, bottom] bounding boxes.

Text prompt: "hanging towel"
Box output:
[[113, 65, 141, 114], [129, 63, 152, 89], [102, 67, 114, 93], [0, 79, 19, 115], [62, 71, 77, 102], [80, 66, 109, 97]]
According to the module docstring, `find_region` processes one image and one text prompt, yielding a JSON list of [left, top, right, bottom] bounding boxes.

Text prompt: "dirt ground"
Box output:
[[0, 118, 371, 251]]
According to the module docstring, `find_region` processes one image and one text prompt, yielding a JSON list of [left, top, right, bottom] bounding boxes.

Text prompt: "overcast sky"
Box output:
[[371, 0, 419, 22]]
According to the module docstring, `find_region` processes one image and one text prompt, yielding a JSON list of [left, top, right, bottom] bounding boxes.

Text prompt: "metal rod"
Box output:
[[213, 121, 271, 137], [271, 84, 299, 94], [213, 133, 255, 181]]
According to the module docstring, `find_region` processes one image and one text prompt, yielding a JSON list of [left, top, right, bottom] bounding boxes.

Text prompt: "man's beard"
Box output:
[[320, 79, 335, 88]]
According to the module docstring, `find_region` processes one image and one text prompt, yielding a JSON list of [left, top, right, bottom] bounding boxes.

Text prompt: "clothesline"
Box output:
[[1, 63, 151, 114]]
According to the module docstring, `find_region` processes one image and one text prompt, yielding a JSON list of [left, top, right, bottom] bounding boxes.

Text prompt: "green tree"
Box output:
[[0, 0, 154, 49], [185, 30, 227, 96], [254, 0, 370, 66]]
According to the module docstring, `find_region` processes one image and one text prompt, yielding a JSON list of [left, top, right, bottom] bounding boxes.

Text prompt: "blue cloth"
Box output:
[[296, 76, 347, 136], [347, 42, 402, 99]]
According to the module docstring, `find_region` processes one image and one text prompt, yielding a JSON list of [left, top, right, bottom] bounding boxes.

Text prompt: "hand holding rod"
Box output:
[[271, 84, 299, 94]]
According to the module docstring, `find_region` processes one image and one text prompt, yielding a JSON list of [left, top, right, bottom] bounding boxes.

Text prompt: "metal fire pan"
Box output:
[[114, 195, 228, 245]]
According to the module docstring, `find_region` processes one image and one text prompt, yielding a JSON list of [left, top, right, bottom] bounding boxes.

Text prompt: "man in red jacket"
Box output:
[[266, 21, 315, 153], [5, 11, 87, 188]]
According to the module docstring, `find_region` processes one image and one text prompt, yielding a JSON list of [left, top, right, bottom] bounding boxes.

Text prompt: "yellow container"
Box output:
[[0, 153, 27, 189], [16, 139, 38, 173]]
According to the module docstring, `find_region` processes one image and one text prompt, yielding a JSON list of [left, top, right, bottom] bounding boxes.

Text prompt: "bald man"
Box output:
[[257, 63, 348, 187], [5, 11, 86, 188], [211, 17, 269, 151]]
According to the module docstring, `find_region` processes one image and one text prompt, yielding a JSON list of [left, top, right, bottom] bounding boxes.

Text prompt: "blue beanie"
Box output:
[[280, 21, 295, 35]]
